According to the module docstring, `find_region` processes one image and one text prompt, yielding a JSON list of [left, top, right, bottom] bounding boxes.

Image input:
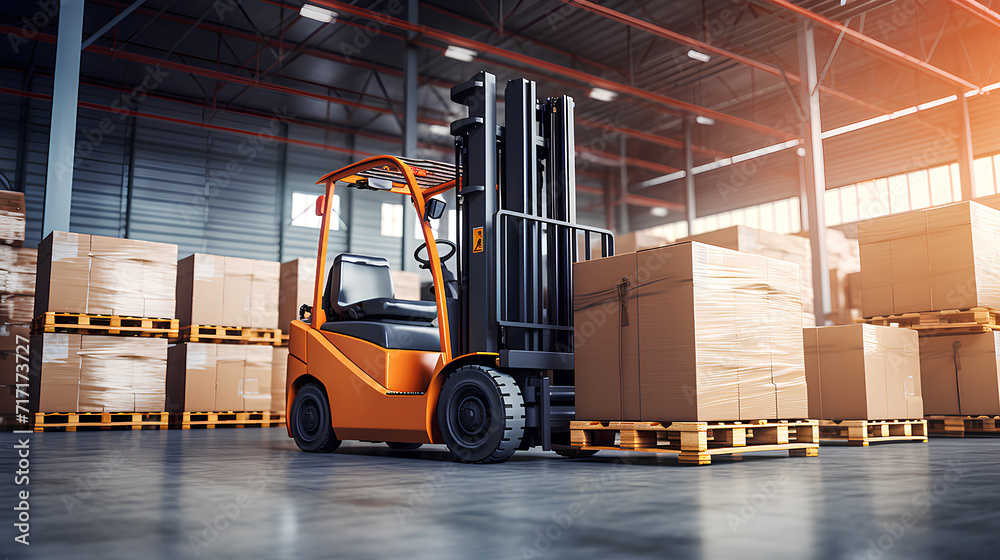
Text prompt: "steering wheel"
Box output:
[[414, 239, 457, 270]]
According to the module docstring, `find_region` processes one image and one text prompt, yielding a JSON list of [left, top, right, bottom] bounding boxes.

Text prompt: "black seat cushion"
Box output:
[[348, 298, 437, 322], [321, 321, 440, 352]]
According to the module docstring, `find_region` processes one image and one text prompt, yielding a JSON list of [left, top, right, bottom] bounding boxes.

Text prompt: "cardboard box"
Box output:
[[279, 258, 316, 333], [180, 255, 279, 328], [858, 201, 1000, 316], [166, 343, 217, 413], [271, 346, 288, 413], [391, 270, 422, 301], [177, 254, 226, 326], [34, 232, 177, 318], [574, 241, 808, 423], [34, 232, 91, 316], [1, 295, 33, 324], [0, 190, 25, 243], [804, 324, 922, 420], [0, 324, 30, 387], [250, 260, 280, 329], [167, 342, 274, 412], [30, 333, 83, 412], [0, 247, 36, 295], [920, 332, 1000, 416]]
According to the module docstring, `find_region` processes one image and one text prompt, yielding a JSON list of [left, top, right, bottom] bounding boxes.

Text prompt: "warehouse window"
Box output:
[[414, 208, 457, 240], [381, 203, 403, 237], [291, 192, 340, 230]]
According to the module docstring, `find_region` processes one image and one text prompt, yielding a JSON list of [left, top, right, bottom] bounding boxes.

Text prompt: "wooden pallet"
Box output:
[[32, 312, 178, 338], [860, 307, 1000, 335], [819, 419, 928, 445], [171, 411, 285, 429], [177, 325, 283, 345], [32, 411, 169, 432], [926, 415, 1000, 437], [570, 419, 819, 465]]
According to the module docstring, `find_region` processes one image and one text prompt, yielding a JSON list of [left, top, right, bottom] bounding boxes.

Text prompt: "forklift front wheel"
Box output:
[[290, 383, 342, 453], [437, 366, 525, 464]]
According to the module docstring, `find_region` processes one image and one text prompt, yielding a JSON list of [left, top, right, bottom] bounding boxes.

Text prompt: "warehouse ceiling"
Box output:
[[2, 0, 1000, 231]]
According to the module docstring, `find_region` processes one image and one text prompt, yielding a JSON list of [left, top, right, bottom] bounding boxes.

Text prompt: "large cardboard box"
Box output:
[[0, 247, 36, 295], [920, 332, 1000, 416], [574, 241, 808, 423], [804, 324, 922, 420], [34, 232, 91, 316], [279, 258, 316, 333], [271, 346, 288, 413], [34, 232, 177, 318], [30, 333, 83, 412], [179, 255, 279, 328], [858, 201, 1000, 317], [0, 190, 25, 243], [166, 343, 273, 412]]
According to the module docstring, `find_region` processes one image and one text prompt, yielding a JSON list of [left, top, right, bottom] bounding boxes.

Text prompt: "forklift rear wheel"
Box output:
[[386, 442, 423, 450], [437, 366, 525, 463], [553, 447, 599, 459], [290, 383, 342, 453]]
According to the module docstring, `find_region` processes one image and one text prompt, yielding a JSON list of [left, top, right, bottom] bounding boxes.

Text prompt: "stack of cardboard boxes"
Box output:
[[168, 254, 281, 413], [1, 191, 31, 417], [30, 231, 177, 413], [856, 200, 1000, 417], [679, 225, 862, 326], [573, 241, 809, 422]]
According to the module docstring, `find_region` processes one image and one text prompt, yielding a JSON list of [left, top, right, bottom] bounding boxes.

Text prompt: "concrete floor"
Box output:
[[1, 428, 998, 559]]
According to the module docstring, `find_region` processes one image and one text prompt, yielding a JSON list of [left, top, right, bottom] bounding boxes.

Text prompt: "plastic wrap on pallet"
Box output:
[[29, 333, 83, 412], [250, 260, 280, 330], [166, 343, 218, 413], [77, 336, 167, 413], [0, 247, 36, 295], [279, 258, 316, 334], [919, 331, 1000, 416], [89, 235, 177, 318], [804, 324, 922, 420], [858, 201, 1000, 316], [271, 346, 288, 413], [243, 345, 273, 412], [0, 191, 26, 243], [0, 294, 33, 324], [574, 241, 808, 423]]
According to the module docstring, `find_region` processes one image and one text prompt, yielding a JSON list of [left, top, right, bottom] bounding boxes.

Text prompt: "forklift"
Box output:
[[285, 72, 614, 463]]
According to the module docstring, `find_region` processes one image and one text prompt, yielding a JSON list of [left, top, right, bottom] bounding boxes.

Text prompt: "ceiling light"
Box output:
[[695, 116, 715, 126], [650, 207, 669, 217], [444, 45, 477, 62], [300, 4, 336, 23], [589, 88, 618, 102], [428, 124, 451, 136], [687, 49, 711, 63], [796, 147, 806, 157]]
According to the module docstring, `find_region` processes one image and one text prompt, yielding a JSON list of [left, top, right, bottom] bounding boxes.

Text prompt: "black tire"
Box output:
[[437, 366, 525, 463], [386, 442, 423, 450], [553, 447, 599, 459], [290, 383, 341, 453]]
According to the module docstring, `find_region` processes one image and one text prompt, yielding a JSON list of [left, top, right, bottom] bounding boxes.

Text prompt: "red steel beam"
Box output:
[[765, 0, 979, 90], [312, 0, 796, 139], [558, 0, 911, 115], [950, 0, 1000, 28]]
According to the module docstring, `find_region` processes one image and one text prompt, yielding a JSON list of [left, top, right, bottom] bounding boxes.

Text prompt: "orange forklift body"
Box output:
[[284, 155, 487, 444]]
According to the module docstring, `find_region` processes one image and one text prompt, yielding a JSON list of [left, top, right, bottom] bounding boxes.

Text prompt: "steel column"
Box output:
[[617, 137, 630, 234], [683, 118, 696, 233], [400, 0, 419, 272], [957, 93, 976, 201], [42, 0, 85, 236], [798, 20, 831, 326]]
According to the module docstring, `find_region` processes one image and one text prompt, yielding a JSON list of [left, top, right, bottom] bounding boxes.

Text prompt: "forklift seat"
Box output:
[[320, 254, 440, 352], [323, 254, 437, 323]]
